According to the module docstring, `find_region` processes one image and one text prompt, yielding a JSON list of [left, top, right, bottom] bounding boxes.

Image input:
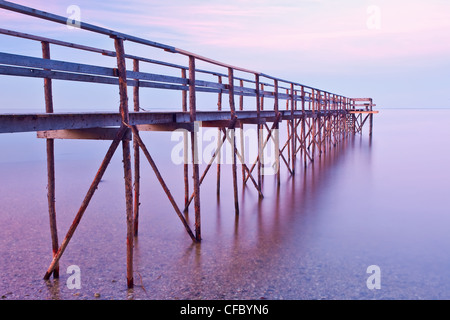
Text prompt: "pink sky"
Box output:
[[1, 0, 450, 107]]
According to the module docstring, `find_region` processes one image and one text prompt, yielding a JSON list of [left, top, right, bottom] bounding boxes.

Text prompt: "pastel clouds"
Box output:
[[3, 0, 449, 64]]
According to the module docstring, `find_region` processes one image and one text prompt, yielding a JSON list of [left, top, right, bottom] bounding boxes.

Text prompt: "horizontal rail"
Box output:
[[0, 0, 176, 52], [0, 1, 375, 117], [0, 109, 352, 134], [0, 0, 353, 98], [0, 56, 332, 103]]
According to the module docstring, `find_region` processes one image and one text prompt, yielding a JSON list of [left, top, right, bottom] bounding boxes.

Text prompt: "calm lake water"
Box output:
[[1, 108, 450, 300]]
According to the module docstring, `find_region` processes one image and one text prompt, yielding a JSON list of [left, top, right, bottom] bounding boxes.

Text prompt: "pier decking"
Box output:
[[0, 0, 377, 288]]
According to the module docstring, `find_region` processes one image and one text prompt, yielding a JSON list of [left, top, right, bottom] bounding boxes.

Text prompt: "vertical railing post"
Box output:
[[42, 41, 59, 279], [189, 56, 201, 241], [228, 67, 239, 215]]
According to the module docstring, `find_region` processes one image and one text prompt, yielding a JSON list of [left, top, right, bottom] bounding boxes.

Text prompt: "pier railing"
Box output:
[[0, 0, 377, 289], [0, 1, 375, 120]]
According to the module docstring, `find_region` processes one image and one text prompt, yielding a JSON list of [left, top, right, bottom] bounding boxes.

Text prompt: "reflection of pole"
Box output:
[[42, 41, 59, 279], [189, 56, 201, 241]]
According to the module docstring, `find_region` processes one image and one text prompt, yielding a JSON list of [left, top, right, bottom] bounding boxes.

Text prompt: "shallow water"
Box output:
[[1, 108, 450, 300]]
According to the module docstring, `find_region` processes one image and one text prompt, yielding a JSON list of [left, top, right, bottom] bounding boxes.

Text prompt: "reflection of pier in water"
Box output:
[[0, 1, 377, 288]]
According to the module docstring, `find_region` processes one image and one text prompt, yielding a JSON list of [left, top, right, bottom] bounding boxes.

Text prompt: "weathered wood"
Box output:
[[0, 28, 115, 56], [189, 56, 201, 241], [41, 41, 59, 279], [349, 111, 379, 114], [216, 75, 222, 196], [239, 79, 245, 184], [290, 83, 296, 174], [136, 123, 194, 132], [184, 117, 240, 209], [273, 79, 281, 185], [44, 125, 128, 280], [0, 1, 378, 292], [36, 127, 132, 140], [255, 74, 262, 193], [228, 67, 239, 215], [114, 36, 134, 289], [133, 59, 141, 236], [131, 126, 197, 243]]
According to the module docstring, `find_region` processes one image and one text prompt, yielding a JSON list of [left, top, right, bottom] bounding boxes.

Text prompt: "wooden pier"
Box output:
[[0, 1, 377, 288]]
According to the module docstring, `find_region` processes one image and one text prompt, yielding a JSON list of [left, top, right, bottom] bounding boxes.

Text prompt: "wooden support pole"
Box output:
[[41, 41, 59, 279], [131, 126, 197, 243], [181, 69, 189, 209], [317, 91, 322, 157], [223, 127, 264, 198], [290, 83, 295, 174], [369, 98, 373, 137], [260, 82, 265, 178], [301, 86, 307, 167], [274, 79, 280, 186], [184, 123, 233, 209], [216, 75, 222, 196], [243, 114, 283, 184], [114, 37, 134, 289], [133, 59, 141, 236], [228, 67, 239, 215], [239, 79, 245, 185], [44, 126, 128, 280], [285, 89, 291, 166], [255, 74, 262, 195], [311, 89, 316, 161], [189, 56, 201, 241]]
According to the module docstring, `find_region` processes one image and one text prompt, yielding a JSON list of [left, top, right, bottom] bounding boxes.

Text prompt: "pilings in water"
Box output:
[[0, 1, 378, 289]]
